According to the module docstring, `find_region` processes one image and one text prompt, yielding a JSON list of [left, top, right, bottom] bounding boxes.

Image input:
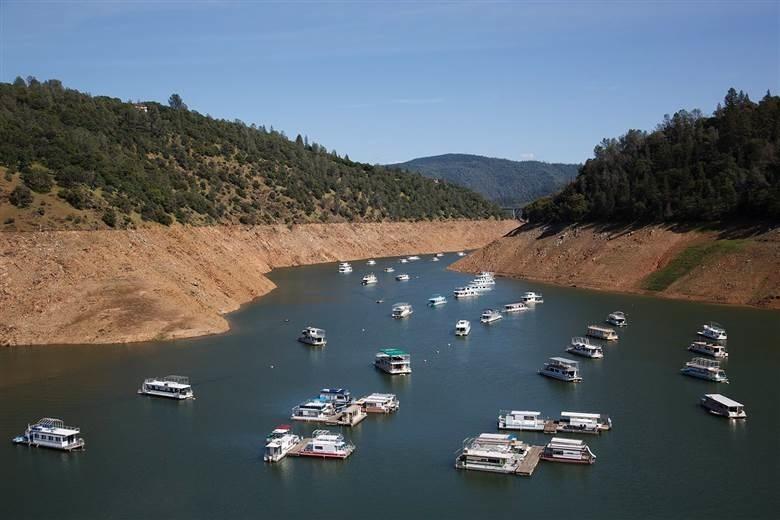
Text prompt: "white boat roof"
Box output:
[[704, 394, 744, 407], [33, 425, 80, 436], [145, 378, 191, 389], [587, 325, 614, 331], [477, 433, 514, 441], [549, 437, 584, 446], [509, 410, 541, 416], [464, 448, 515, 458], [549, 357, 578, 365], [362, 393, 396, 402], [561, 412, 601, 419]]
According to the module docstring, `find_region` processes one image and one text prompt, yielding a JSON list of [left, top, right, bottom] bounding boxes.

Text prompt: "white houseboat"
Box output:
[[556, 412, 612, 434], [586, 325, 619, 341], [12, 418, 85, 451], [453, 286, 479, 299], [480, 309, 503, 324], [688, 341, 728, 358], [362, 273, 378, 285], [299, 430, 355, 459], [384, 266, 395, 273], [399, 258, 408, 264], [356, 393, 400, 413], [138, 375, 194, 400], [504, 302, 528, 313], [455, 320, 471, 336], [498, 410, 546, 431], [319, 388, 353, 410], [431, 256, 440, 262], [338, 262, 353, 273], [467, 282, 493, 292], [606, 311, 627, 327], [407, 255, 420, 261], [374, 348, 412, 374], [291, 399, 337, 421], [541, 437, 596, 464], [455, 433, 529, 474], [457, 251, 466, 256], [681, 358, 729, 383], [539, 357, 582, 382], [436, 252, 444, 257], [264, 425, 302, 462], [395, 273, 410, 281], [366, 259, 376, 265], [698, 322, 728, 341], [520, 291, 544, 304], [391, 302, 413, 319], [566, 337, 604, 359], [428, 295, 447, 307], [298, 327, 327, 346], [700, 394, 746, 419]]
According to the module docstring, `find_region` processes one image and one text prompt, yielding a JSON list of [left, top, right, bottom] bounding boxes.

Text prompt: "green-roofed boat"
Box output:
[[374, 348, 412, 375]]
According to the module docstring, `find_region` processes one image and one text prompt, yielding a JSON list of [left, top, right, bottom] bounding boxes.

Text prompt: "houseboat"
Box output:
[[455, 320, 471, 336], [367, 259, 376, 265], [431, 256, 440, 262], [291, 399, 337, 421], [471, 275, 495, 285], [480, 309, 503, 324], [688, 341, 728, 358], [407, 255, 420, 261], [453, 286, 479, 299], [605, 311, 627, 327], [539, 357, 582, 382], [498, 410, 546, 431], [681, 358, 729, 383], [541, 437, 596, 464], [436, 252, 444, 257], [455, 433, 529, 474], [12, 418, 85, 451], [391, 302, 413, 319], [395, 273, 410, 281], [319, 388, 353, 410], [138, 375, 194, 400], [298, 327, 327, 346], [356, 393, 399, 413], [374, 348, 412, 374], [337, 262, 353, 273], [384, 266, 395, 273], [264, 425, 302, 462], [700, 394, 747, 419], [298, 430, 355, 459], [566, 337, 604, 359], [362, 273, 378, 285], [399, 258, 408, 264], [586, 325, 619, 341], [698, 322, 728, 341], [556, 412, 612, 434], [520, 291, 544, 304], [504, 302, 528, 313], [428, 294, 447, 307], [457, 251, 466, 256]]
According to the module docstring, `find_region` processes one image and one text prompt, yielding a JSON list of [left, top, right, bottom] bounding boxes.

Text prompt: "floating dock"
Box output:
[[286, 438, 311, 457], [290, 404, 367, 427], [516, 445, 543, 476]]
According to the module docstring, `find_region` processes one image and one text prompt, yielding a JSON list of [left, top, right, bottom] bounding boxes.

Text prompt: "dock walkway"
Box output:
[[516, 446, 543, 476]]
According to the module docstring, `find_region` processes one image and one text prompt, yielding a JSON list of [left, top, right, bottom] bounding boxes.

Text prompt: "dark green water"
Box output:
[[1, 255, 778, 519]]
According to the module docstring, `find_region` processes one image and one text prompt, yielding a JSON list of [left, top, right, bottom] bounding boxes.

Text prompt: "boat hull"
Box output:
[[539, 371, 582, 382], [540, 455, 594, 464], [137, 390, 193, 400]]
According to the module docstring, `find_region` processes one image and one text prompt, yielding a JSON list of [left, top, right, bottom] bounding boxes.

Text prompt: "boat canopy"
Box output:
[[508, 410, 541, 416], [550, 357, 579, 366], [549, 437, 584, 446], [704, 394, 743, 407], [379, 348, 408, 356], [561, 412, 601, 419]]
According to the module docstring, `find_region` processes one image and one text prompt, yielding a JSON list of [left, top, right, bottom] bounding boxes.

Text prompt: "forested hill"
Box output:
[[525, 89, 780, 223], [389, 154, 578, 206], [0, 78, 502, 230]]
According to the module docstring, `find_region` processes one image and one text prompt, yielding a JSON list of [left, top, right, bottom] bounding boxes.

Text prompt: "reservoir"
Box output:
[[1, 255, 777, 519]]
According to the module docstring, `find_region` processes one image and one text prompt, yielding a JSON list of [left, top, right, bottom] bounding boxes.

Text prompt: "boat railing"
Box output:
[[161, 375, 190, 384], [688, 357, 721, 368]]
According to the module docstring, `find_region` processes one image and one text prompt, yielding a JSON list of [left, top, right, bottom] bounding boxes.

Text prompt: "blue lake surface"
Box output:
[[1, 254, 777, 519]]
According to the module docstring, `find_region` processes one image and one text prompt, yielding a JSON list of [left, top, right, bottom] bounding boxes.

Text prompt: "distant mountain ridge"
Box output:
[[389, 154, 579, 207]]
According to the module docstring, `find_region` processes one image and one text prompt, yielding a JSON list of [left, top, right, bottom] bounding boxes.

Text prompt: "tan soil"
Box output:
[[451, 224, 780, 309], [0, 220, 515, 346]]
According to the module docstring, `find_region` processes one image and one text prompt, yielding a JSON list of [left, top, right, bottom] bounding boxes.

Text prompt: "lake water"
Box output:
[[1, 255, 778, 519]]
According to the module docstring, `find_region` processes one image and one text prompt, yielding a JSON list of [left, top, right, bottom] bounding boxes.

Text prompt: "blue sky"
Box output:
[[1, 1, 778, 164]]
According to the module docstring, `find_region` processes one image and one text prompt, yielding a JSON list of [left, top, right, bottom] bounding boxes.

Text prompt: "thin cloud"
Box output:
[[392, 98, 445, 105], [519, 152, 535, 160]]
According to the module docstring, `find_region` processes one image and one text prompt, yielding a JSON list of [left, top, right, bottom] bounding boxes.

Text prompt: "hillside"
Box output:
[[525, 89, 780, 223], [0, 78, 503, 231], [0, 220, 516, 345], [451, 223, 780, 309], [388, 154, 578, 206]]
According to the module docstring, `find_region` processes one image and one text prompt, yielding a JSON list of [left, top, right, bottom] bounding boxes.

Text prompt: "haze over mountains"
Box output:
[[389, 154, 579, 207]]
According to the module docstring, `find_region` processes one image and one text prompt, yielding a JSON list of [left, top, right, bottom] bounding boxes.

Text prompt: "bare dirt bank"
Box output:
[[0, 220, 516, 345], [451, 224, 780, 309]]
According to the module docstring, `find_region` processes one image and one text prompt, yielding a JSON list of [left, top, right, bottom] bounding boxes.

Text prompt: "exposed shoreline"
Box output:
[[0, 220, 516, 346], [450, 223, 780, 310]]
